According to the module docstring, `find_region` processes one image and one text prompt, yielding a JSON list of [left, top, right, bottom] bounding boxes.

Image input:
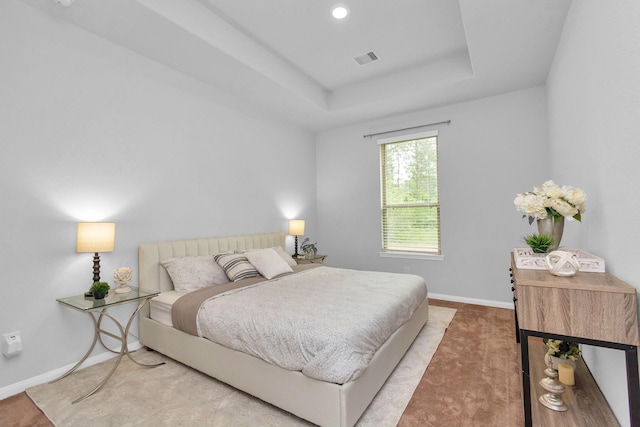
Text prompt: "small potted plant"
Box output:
[[524, 233, 555, 254], [543, 338, 581, 368], [300, 238, 318, 259], [90, 282, 110, 299]]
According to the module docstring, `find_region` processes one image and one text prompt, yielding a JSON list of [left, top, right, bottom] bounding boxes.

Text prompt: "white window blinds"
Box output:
[[379, 130, 440, 255]]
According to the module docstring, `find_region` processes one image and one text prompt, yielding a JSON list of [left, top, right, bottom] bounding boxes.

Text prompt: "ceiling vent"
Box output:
[[354, 51, 379, 66]]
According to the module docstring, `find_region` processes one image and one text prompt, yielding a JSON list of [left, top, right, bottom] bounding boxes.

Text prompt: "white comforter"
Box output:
[[196, 266, 428, 384]]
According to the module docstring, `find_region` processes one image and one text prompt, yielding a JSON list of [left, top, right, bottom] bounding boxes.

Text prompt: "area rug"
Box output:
[[27, 306, 456, 427]]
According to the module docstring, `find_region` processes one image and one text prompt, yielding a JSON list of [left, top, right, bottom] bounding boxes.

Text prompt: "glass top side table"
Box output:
[[56, 286, 159, 312], [52, 286, 164, 403]]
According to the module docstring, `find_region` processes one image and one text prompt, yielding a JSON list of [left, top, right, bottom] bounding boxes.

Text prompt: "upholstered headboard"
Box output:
[[138, 232, 286, 294]]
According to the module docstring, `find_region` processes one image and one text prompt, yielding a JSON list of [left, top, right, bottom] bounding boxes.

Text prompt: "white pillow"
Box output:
[[272, 246, 298, 267], [245, 248, 294, 279], [160, 256, 230, 294], [214, 253, 262, 282], [243, 246, 297, 267]]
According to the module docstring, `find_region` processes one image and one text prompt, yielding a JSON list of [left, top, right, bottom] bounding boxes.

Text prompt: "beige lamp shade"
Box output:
[[76, 222, 116, 253], [289, 219, 305, 236]]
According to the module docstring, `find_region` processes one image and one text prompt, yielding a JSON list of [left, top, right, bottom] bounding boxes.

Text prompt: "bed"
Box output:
[[138, 232, 429, 427]]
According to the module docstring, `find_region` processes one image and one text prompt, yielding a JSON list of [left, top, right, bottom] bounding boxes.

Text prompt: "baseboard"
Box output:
[[429, 293, 514, 310], [0, 340, 142, 400]]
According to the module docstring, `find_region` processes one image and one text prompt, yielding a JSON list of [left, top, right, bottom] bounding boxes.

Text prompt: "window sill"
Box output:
[[379, 251, 444, 261]]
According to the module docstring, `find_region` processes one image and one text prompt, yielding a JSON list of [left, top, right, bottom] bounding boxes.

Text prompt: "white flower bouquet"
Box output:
[[514, 180, 586, 224]]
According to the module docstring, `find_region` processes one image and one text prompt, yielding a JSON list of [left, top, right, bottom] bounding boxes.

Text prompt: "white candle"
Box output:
[[558, 363, 575, 386]]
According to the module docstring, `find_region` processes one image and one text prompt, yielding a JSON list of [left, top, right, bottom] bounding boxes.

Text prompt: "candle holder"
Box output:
[[539, 352, 568, 411]]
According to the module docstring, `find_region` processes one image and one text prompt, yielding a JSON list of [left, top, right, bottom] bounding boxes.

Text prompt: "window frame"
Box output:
[[378, 130, 443, 260]]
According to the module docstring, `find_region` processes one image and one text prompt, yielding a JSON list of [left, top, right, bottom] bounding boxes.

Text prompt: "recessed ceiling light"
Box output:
[[332, 6, 349, 20]]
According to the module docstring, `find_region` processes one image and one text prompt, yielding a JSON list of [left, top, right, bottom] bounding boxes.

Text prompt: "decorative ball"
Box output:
[[113, 267, 133, 285], [545, 251, 579, 276]]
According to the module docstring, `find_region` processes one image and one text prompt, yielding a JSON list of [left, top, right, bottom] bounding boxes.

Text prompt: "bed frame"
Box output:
[[138, 232, 429, 427]]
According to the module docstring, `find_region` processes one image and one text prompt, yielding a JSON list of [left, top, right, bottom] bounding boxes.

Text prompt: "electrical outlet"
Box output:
[[404, 266, 410, 274], [2, 331, 22, 357]]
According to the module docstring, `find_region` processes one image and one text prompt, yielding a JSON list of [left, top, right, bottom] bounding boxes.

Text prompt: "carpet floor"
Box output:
[[0, 300, 523, 426], [24, 306, 455, 426], [397, 300, 523, 427]]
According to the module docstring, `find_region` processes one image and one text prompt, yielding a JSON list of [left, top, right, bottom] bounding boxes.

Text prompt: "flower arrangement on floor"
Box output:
[[514, 180, 587, 225], [543, 338, 582, 361]]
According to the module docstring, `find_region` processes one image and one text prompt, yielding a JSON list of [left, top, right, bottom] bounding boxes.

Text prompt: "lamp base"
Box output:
[[92, 252, 101, 283], [293, 235, 300, 258]]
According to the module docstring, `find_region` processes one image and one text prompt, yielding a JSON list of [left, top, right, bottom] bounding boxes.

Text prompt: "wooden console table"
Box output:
[[510, 255, 640, 426]]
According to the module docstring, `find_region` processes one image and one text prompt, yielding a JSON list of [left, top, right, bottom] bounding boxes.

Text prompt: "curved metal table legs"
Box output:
[[50, 297, 164, 404]]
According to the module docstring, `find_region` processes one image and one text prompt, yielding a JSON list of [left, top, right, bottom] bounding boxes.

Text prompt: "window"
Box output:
[[379, 130, 440, 256]]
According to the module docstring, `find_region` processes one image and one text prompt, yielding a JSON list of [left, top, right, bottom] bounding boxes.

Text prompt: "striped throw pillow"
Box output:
[[214, 253, 262, 282]]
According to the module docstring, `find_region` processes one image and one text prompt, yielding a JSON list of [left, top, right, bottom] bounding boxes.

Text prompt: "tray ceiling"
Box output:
[[22, 0, 572, 131]]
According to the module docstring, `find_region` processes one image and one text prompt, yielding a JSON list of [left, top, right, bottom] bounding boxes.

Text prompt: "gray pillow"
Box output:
[[161, 255, 230, 294]]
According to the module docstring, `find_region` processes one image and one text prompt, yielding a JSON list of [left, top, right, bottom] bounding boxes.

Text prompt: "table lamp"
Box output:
[[289, 219, 305, 258], [76, 222, 115, 283]]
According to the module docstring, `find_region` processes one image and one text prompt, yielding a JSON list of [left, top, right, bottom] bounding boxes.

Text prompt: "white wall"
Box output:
[[547, 1, 640, 426], [5, 3, 638, 421], [316, 86, 551, 304], [0, 1, 316, 391]]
